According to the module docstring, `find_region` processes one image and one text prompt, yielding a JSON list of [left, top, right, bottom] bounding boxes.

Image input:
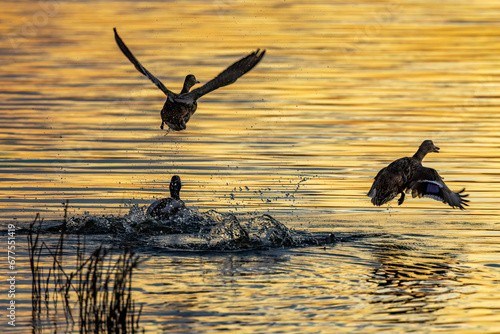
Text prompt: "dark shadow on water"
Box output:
[[365, 235, 470, 326]]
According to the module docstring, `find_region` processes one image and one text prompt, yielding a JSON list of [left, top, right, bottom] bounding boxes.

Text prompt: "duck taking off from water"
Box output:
[[114, 28, 265, 132], [147, 175, 185, 220], [367, 140, 469, 209]]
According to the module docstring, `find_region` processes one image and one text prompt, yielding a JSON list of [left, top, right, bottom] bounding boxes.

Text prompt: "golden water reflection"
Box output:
[[1, 0, 500, 332], [2, 0, 500, 223], [2, 0, 500, 224]]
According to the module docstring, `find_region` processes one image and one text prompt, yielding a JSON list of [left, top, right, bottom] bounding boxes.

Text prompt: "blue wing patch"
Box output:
[[426, 183, 441, 194]]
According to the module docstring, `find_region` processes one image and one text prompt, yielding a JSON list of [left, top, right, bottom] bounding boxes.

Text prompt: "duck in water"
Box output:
[[367, 140, 469, 209], [147, 175, 185, 220], [114, 28, 265, 132]]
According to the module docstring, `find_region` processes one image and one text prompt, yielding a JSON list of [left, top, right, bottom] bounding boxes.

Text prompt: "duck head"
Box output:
[[413, 140, 440, 161], [420, 140, 440, 153], [169, 175, 182, 200], [181, 74, 200, 94]]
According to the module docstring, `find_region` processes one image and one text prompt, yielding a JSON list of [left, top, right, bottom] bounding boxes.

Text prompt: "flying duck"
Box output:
[[114, 28, 265, 131], [147, 175, 185, 219], [367, 140, 469, 209]]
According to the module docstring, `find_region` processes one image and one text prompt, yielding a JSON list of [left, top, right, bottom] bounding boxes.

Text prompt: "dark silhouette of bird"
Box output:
[[367, 140, 469, 209], [114, 28, 265, 131], [147, 175, 185, 220]]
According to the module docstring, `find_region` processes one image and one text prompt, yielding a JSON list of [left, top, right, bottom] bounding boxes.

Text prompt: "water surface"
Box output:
[[1, 0, 500, 332]]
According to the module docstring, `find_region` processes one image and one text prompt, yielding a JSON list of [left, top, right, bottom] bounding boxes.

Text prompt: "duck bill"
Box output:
[[433, 146, 440, 153]]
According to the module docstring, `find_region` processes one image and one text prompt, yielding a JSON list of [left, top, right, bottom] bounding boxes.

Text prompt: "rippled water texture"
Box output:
[[1, 0, 500, 333]]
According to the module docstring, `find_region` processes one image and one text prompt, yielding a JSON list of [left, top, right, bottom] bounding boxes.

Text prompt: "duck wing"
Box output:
[[114, 28, 172, 97], [408, 166, 469, 209], [178, 49, 265, 103]]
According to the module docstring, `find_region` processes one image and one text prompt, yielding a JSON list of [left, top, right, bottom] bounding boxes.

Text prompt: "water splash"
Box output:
[[57, 204, 336, 251]]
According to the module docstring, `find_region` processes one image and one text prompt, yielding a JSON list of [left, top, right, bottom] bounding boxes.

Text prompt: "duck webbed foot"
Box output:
[[397, 192, 405, 205]]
